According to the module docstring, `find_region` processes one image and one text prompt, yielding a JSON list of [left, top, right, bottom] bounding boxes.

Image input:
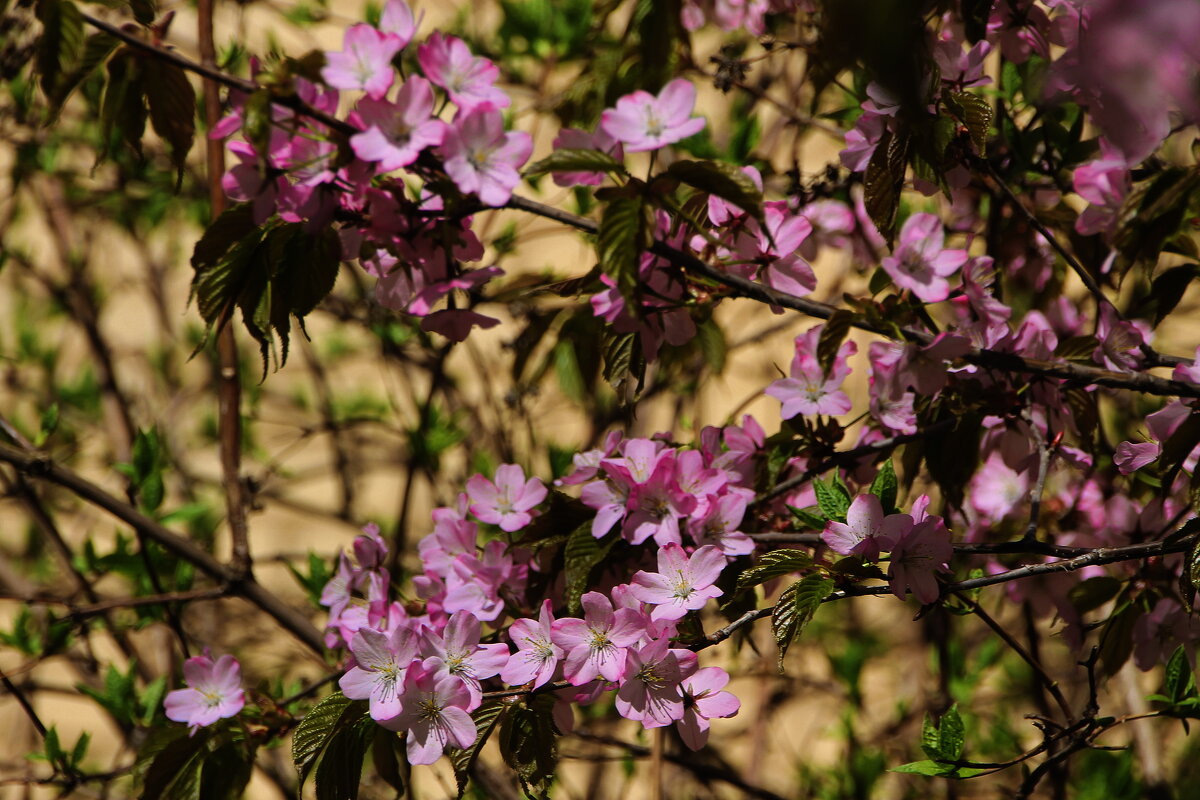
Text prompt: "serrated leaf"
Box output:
[[813, 479, 850, 522], [47, 31, 117, 117], [816, 309, 853, 377], [128, 0, 155, 24], [292, 692, 362, 790], [945, 91, 992, 155], [1165, 644, 1196, 704], [772, 573, 833, 670], [787, 505, 827, 530], [450, 701, 508, 797], [868, 459, 898, 513], [370, 728, 405, 797], [601, 328, 644, 397], [498, 694, 559, 799], [314, 717, 374, 800], [864, 127, 909, 245], [1130, 264, 1200, 326], [144, 62, 196, 188], [598, 194, 652, 301], [99, 47, 147, 162], [665, 159, 764, 223], [563, 523, 619, 614], [938, 706, 965, 761], [35, 0, 85, 102], [140, 729, 207, 800], [1054, 335, 1098, 362], [736, 550, 814, 593], [525, 148, 626, 177], [1098, 602, 1140, 677], [200, 737, 256, 800]]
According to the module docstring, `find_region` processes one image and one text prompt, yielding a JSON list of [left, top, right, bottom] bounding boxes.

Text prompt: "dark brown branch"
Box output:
[[0, 442, 325, 655]]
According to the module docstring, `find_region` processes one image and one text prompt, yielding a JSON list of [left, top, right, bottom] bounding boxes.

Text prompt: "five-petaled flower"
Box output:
[[164, 652, 246, 731], [599, 79, 707, 152], [629, 543, 726, 622]]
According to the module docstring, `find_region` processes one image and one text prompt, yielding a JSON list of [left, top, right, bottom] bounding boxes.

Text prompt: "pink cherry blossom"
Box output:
[[1114, 441, 1161, 474], [379, 661, 477, 764], [550, 592, 644, 685], [378, 0, 417, 48], [350, 77, 446, 172], [887, 518, 953, 604], [501, 600, 564, 688], [417, 32, 509, 110], [676, 666, 741, 750], [164, 653, 245, 730], [321, 24, 402, 99], [420, 611, 509, 708], [823, 494, 913, 562], [339, 626, 419, 721], [880, 213, 967, 303], [466, 463, 546, 532], [599, 79, 706, 152], [630, 544, 726, 622], [766, 323, 856, 418], [615, 638, 698, 726], [442, 108, 532, 206]]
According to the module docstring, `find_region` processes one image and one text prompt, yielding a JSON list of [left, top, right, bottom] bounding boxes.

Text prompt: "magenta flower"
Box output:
[[599, 79, 707, 152], [350, 77, 446, 172], [1114, 441, 1160, 474], [339, 626, 419, 721], [321, 24, 403, 99], [823, 494, 913, 562], [501, 600, 564, 688], [732, 203, 818, 297], [442, 108, 533, 206], [880, 213, 967, 303], [417, 32, 509, 110], [688, 492, 755, 556], [630, 544, 726, 622], [615, 638, 698, 726], [887, 518, 953, 604], [164, 653, 245, 730], [466, 463, 546, 532], [379, 661, 477, 765], [676, 666, 740, 750], [550, 592, 644, 685]]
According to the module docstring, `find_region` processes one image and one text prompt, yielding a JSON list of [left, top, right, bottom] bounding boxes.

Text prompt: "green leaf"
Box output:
[[920, 705, 965, 762], [449, 701, 508, 797], [35, 402, 59, 447], [128, 0, 155, 24], [46, 31, 118, 117], [99, 47, 147, 162], [735, 549, 814, 593], [665, 159, 764, 223], [772, 573, 834, 670], [813, 479, 850, 522], [144, 62, 196, 188], [868, 459, 898, 514], [370, 728, 405, 797], [601, 328, 644, 397], [139, 728, 207, 800], [35, 0, 86, 103], [1129, 264, 1200, 326], [553, 339, 586, 403], [314, 717, 374, 800], [787, 505, 827, 531], [1165, 644, 1197, 704], [863, 127, 909, 245], [200, 737, 256, 800], [563, 523, 619, 614], [1098, 601, 1140, 677], [945, 91, 993, 155], [891, 760, 988, 778], [292, 692, 365, 790], [525, 148, 627, 178], [598, 193, 653, 302], [498, 694, 560, 799]]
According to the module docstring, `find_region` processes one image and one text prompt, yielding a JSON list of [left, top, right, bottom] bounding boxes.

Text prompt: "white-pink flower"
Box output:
[[501, 600, 564, 688], [599, 79, 706, 152], [880, 213, 967, 303], [418, 32, 509, 110], [442, 108, 532, 206], [887, 518, 953, 604], [822, 494, 913, 562], [550, 592, 644, 685], [379, 660, 477, 764], [163, 653, 245, 730], [676, 666, 740, 750], [614, 638, 698, 726], [629, 543, 726, 622], [339, 626, 419, 721], [350, 76, 446, 172], [321, 24, 402, 99], [466, 463, 546, 532]]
